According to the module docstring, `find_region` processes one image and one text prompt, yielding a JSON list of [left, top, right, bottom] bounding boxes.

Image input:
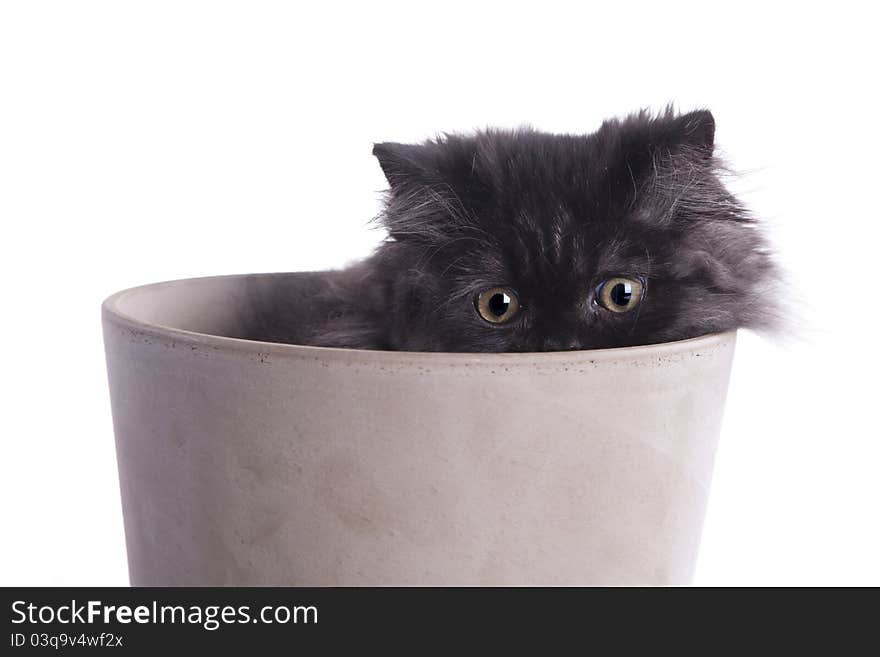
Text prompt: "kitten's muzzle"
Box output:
[[542, 337, 582, 351]]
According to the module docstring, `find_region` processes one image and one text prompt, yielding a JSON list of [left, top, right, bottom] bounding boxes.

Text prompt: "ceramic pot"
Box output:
[[102, 273, 736, 585]]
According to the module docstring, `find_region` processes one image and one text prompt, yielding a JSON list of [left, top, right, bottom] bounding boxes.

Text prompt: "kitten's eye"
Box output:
[[596, 277, 644, 313], [475, 287, 520, 324]]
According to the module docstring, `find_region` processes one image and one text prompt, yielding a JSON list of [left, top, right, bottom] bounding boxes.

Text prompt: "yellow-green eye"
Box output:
[[597, 277, 644, 313], [475, 287, 520, 324]]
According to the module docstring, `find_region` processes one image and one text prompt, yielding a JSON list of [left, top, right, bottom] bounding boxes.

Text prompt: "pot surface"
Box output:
[[103, 273, 736, 585]]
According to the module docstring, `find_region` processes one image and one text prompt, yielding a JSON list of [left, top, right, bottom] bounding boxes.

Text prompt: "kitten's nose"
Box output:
[[542, 337, 582, 351]]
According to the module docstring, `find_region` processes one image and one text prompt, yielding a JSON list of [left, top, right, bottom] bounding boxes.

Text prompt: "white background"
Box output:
[[1, 1, 877, 586]]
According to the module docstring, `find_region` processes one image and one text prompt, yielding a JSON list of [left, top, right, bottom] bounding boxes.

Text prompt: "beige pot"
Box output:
[[102, 273, 736, 586]]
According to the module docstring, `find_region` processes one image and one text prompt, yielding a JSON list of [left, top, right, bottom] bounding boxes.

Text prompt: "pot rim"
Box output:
[[102, 273, 736, 365]]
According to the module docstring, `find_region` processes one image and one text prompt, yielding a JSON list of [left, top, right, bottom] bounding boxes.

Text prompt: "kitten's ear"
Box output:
[[671, 109, 715, 156], [373, 142, 434, 188]]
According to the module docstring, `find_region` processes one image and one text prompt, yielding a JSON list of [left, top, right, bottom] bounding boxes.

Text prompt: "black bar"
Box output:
[[2, 587, 875, 651]]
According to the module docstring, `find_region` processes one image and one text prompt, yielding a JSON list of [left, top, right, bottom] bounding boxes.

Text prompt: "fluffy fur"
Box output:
[[242, 109, 781, 352]]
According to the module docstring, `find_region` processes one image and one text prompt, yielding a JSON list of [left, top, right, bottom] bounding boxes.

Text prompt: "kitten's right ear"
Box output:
[[673, 109, 715, 156], [373, 142, 434, 188]]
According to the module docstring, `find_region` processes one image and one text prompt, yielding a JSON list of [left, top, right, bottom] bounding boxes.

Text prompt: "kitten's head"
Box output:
[[372, 109, 780, 352]]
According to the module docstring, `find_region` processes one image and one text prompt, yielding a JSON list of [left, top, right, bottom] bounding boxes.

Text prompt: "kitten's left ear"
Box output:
[[372, 142, 435, 188], [672, 109, 715, 156]]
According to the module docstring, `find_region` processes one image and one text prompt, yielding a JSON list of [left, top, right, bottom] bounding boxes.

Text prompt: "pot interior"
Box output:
[[105, 272, 732, 359], [107, 272, 339, 344]]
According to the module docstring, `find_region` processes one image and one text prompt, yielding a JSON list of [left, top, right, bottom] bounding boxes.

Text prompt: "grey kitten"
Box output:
[[241, 109, 781, 351]]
